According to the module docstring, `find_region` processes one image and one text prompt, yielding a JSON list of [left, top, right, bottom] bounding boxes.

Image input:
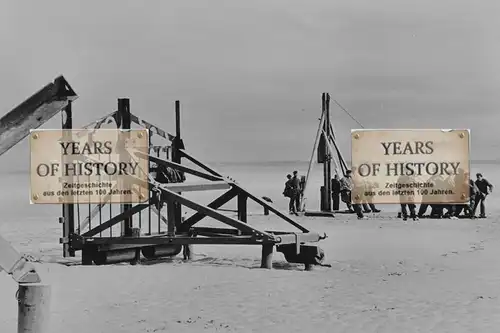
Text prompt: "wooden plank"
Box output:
[[82, 236, 270, 246], [160, 181, 230, 193], [0, 75, 78, 157], [231, 183, 310, 233]]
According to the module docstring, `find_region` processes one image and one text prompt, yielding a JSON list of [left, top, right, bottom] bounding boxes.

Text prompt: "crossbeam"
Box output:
[[0, 75, 78, 158], [181, 187, 239, 230], [179, 149, 223, 177], [160, 181, 230, 193]]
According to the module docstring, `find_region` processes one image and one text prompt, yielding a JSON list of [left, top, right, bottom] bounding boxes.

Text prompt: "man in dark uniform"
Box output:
[[455, 177, 478, 218], [472, 173, 493, 218], [292, 171, 301, 213], [331, 174, 341, 211], [283, 174, 298, 215]]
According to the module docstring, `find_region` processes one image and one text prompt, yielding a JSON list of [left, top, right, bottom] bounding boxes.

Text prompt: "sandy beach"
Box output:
[[1, 178, 500, 332]]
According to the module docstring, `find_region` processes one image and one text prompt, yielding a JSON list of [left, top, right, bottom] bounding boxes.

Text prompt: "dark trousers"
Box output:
[[332, 191, 340, 210], [353, 204, 364, 218], [418, 203, 429, 217], [401, 204, 416, 218], [362, 203, 377, 212], [472, 193, 487, 216], [289, 195, 297, 213], [295, 194, 301, 212]]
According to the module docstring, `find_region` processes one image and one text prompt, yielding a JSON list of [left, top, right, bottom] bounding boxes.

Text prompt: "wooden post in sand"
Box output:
[[322, 93, 332, 212], [261, 244, 273, 269], [17, 283, 51, 333]]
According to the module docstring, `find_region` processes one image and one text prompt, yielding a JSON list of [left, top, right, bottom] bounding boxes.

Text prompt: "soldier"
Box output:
[[331, 174, 341, 211], [283, 174, 298, 216], [472, 173, 493, 218], [454, 176, 478, 218]]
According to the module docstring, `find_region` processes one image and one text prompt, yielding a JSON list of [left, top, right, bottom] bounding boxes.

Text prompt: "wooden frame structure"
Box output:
[[302, 93, 349, 216], [56, 93, 327, 270]]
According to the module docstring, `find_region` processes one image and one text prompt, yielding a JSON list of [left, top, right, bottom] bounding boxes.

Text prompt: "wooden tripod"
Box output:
[[301, 93, 349, 215]]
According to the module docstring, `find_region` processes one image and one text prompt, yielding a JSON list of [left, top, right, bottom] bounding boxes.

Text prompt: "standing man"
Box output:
[[340, 170, 364, 219], [283, 174, 298, 216], [331, 174, 341, 211], [455, 176, 478, 218], [292, 171, 301, 213], [473, 173, 493, 218]]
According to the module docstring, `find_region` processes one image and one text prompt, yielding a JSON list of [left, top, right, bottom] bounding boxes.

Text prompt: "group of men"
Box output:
[[283, 169, 493, 221], [397, 172, 493, 221], [283, 170, 305, 215]]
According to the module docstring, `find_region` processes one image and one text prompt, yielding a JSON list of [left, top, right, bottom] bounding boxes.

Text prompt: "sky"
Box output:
[[1, 0, 499, 171]]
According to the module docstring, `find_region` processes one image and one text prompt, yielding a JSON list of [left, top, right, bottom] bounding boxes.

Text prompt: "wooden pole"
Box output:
[[118, 98, 133, 237], [173, 101, 182, 231], [61, 101, 75, 257], [321, 93, 332, 212], [17, 283, 51, 333]]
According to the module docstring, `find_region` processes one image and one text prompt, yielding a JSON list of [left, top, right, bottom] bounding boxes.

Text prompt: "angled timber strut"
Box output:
[[0, 75, 77, 157]]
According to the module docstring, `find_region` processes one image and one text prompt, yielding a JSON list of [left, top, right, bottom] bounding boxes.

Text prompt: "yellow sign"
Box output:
[[30, 129, 149, 204], [351, 129, 470, 205]]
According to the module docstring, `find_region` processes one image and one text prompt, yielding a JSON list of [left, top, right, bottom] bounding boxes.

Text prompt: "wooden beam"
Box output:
[[135, 152, 224, 181], [179, 149, 223, 177], [160, 181, 230, 193], [0, 75, 78, 158], [237, 194, 247, 223], [181, 187, 239, 229], [231, 183, 310, 233], [159, 187, 270, 237]]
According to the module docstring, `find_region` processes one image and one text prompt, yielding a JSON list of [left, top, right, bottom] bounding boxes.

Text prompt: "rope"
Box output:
[[332, 99, 365, 129]]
